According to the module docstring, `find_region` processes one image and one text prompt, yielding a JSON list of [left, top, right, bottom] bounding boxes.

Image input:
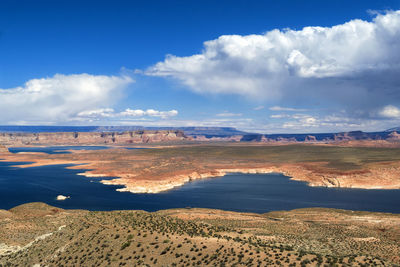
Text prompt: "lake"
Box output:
[[8, 146, 149, 155], [1, 156, 400, 213], [8, 146, 111, 154]]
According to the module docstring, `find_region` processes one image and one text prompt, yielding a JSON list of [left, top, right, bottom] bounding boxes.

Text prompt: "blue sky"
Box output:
[[1, 0, 400, 133]]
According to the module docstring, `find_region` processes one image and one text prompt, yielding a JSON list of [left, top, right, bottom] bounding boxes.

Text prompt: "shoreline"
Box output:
[[2, 155, 399, 193], [1, 143, 400, 194], [95, 166, 400, 194]]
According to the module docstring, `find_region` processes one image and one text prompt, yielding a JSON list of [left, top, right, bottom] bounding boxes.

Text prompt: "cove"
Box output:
[[8, 146, 148, 154], [8, 146, 110, 154], [0, 161, 400, 213]]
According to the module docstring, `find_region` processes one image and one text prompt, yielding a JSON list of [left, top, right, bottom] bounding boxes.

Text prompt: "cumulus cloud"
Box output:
[[277, 113, 373, 132], [119, 109, 147, 117], [269, 106, 307, 112], [146, 10, 400, 119], [270, 114, 289, 119], [77, 108, 115, 118], [216, 112, 242, 117], [0, 73, 133, 124], [379, 105, 400, 118], [76, 108, 179, 120], [120, 108, 178, 118]]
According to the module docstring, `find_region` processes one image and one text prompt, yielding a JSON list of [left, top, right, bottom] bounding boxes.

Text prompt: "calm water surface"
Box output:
[[8, 146, 148, 154], [1, 147, 399, 213], [8, 146, 110, 154]]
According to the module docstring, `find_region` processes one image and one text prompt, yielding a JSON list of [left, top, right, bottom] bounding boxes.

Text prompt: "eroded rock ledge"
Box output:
[[85, 164, 400, 193], [2, 144, 400, 194], [0, 130, 187, 145], [0, 145, 8, 153]]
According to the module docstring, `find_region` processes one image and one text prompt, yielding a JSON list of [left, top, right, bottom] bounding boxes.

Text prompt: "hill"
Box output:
[[0, 203, 398, 266]]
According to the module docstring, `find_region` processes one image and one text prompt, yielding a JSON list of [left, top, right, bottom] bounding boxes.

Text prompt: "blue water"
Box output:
[[1, 160, 400, 213], [8, 146, 110, 154], [8, 146, 148, 154]]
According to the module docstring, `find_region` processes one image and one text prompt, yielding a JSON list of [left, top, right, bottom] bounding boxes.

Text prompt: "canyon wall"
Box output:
[[191, 131, 400, 143], [239, 130, 400, 143], [1, 129, 400, 146], [0, 130, 188, 146]]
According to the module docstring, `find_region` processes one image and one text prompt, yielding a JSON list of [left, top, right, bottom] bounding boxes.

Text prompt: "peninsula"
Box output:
[[2, 141, 400, 193]]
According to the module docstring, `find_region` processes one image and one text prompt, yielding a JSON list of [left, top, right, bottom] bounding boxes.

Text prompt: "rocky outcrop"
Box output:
[[102, 168, 283, 193], [236, 131, 400, 144], [388, 131, 400, 140], [0, 145, 8, 153], [2, 127, 400, 144], [94, 164, 400, 193], [0, 130, 188, 146], [305, 135, 317, 142], [192, 135, 243, 142]]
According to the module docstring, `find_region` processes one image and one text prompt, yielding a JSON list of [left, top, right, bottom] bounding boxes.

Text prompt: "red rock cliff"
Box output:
[[0, 130, 188, 146]]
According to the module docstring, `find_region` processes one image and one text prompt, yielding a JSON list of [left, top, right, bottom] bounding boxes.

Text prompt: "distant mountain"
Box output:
[[385, 126, 400, 132], [96, 126, 251, 136], [171, 127, 250, 137], [0, 126, 251, 137], [0, 126, 100, 133], [1, 126, 400, 143], [240, 130, 400, 142]]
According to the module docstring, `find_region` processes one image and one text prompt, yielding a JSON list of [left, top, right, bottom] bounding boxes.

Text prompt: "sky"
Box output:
[[1, 0, 400, 133]]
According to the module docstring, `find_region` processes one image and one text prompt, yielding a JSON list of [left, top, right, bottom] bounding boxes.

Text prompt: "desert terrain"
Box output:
[[1, 143, 400, 193], [1, 135, 400, 266], [0, 202, 399, 266]]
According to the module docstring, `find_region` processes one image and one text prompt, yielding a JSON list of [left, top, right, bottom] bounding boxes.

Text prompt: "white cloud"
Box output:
[[0, 73, 133, 124], [77, 108, 115, 118], [119, 109, 146, 117], [146, 10, 400, 117], [269, 106, 307, 112], [108, 113, 383, 134], [69, 109, 399, 134], [76, 108, 179, 120], [140, 117, 255, 129], [253, 105, 265, 110], [216, 112, 242, 117], [120, 108, 178, 119], [379, 105, 400, 118], [270, 114, 289, 119], [280, 114, 363, 131]]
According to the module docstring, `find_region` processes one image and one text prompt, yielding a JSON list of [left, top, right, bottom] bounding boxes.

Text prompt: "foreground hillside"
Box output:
[[0, 203, 399, 266]]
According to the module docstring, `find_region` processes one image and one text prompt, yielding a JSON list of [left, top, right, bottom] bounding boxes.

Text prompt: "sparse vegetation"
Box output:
[[0, 202, 398, 266]]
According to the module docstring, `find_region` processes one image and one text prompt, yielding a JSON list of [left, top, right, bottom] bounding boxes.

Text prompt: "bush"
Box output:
[[120, 241, 131, 250]]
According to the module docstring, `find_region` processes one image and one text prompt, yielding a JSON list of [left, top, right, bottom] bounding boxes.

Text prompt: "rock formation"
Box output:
[[305, 135, 317, 142], [3, 144, 400, 193], [0, 130, 187, 146], [0, 145, 8, 153], [388, 131, 400, 140]]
